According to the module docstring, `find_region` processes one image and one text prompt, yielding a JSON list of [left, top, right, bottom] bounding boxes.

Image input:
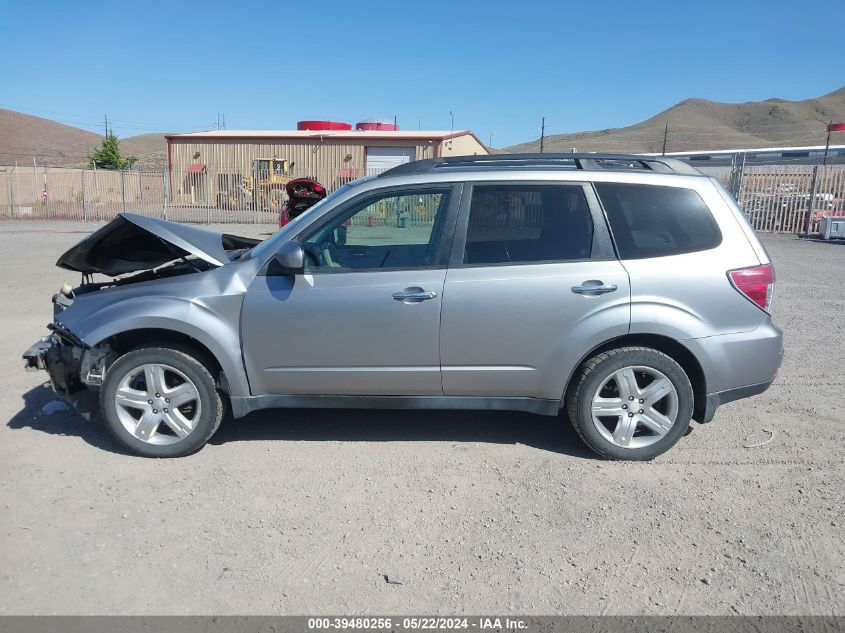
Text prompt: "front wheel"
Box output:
[[566, 347, 693, 460], [100, 347, 223, 457]]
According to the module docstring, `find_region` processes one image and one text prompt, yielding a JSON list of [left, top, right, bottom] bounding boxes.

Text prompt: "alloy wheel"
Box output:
[[590, 365, 679, 449], [113, 363, 202, 445]]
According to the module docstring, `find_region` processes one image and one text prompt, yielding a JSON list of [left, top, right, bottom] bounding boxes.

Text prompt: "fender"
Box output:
[[630, 297, 710, 340], [556, 301, 713, 406], [58, 294, 251, 398]]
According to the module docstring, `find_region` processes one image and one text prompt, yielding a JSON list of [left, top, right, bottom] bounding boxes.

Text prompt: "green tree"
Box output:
[[89, 132, 137, 169]]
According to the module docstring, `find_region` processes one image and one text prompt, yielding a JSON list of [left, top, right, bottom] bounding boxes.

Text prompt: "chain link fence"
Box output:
[[2, 163, 844, 234], [700, 164, 845, 234]]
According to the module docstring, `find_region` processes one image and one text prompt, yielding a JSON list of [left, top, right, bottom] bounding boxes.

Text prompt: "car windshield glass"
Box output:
[[244, 178, 373, 260]]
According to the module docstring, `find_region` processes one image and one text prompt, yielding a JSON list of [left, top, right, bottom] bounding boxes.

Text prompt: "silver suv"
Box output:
[[24, 154, 783, 460]]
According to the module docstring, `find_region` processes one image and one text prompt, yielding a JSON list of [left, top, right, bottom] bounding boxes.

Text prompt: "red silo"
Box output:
[[355, 118, 400, 131], [296, 120, 352, 131]]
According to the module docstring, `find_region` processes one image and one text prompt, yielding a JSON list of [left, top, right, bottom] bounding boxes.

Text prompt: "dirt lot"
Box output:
[[0, 221, 842, 616]]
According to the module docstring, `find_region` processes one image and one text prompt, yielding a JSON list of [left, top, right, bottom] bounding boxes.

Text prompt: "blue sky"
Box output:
[[1, 0, 843, 147]]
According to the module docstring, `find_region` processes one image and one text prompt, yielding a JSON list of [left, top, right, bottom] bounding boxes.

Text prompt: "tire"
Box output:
[[566, 347, 693, 461], [99, 346, 223, 458]]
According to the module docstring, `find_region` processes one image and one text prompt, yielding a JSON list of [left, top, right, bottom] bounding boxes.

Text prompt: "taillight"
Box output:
[[728, 264, 775, 312]]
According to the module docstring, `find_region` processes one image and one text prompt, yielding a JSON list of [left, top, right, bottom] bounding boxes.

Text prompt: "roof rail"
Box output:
[[379, 153, 702, 177]]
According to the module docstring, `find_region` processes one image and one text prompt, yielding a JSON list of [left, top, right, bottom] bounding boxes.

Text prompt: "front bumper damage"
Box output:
[[24, 327, 109, 421], [23, 338, 53, 372]]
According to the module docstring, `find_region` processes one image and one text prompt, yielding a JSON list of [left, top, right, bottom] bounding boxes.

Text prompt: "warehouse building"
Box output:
[[165, 119, 488, 208]]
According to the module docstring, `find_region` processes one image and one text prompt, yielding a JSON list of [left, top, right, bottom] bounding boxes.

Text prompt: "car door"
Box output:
[[241, 183, 461, 396], [440, 181, 631, 402]]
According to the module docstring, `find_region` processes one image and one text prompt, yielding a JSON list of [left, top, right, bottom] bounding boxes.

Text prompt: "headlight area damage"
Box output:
[[22, 213, 260, 421], [24, 326, 114, 420]]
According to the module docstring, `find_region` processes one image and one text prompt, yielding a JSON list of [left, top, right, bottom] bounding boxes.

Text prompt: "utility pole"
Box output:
[[540, 117, 545, 154], [823, 121, 832, 166], [805, 162, 820, 237], [104, 114, 109, 138], [662, 122, 669, 156]]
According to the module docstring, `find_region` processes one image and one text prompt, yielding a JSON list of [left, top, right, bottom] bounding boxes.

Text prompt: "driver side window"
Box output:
[[301, 188, 451, 271]]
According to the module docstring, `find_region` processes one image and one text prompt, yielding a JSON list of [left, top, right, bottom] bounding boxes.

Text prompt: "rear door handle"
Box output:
[[571, 280, 618, 295], [392, 287, 438, 302]]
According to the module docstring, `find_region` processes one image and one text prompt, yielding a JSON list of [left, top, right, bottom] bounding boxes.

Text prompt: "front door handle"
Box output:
[[571, 280, 618, 296], [392, 287, 438, 302]]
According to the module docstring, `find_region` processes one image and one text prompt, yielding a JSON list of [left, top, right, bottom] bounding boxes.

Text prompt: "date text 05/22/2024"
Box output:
[[307, 617, 528, 630]]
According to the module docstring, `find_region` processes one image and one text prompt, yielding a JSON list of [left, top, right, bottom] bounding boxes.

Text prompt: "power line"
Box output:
[[0, 103, 211, 132]]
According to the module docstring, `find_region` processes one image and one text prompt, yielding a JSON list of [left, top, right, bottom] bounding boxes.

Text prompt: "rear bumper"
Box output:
[[686, 320, 783, 423], [700, 379, 774, 423]]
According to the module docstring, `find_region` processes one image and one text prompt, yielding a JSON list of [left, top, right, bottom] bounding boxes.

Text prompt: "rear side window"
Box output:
[[463, 184, 593, 264], [595, 183, 721, 259]]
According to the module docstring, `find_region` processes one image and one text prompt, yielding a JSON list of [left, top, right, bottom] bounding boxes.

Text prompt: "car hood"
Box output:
[[56, 213, 260, 276]]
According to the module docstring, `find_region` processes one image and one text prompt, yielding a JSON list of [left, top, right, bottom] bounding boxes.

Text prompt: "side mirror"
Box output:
[[273, 241, 305, 274]]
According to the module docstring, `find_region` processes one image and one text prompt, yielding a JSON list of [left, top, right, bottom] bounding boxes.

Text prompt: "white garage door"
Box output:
[[365, 147, 415, 175]]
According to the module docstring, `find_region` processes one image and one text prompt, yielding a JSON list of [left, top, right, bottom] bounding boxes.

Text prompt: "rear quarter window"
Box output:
[[595, 182, 721, 259]]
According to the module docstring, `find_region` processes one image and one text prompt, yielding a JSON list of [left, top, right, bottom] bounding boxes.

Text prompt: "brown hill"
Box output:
[[505, 86, 845, 154], [0, 108, 102, 167], [0, 109, 172, 168], [120, 133, 170, 168]]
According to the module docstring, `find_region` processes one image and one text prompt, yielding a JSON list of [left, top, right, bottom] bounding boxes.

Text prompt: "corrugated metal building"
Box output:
[[165, 121, 488, 206]]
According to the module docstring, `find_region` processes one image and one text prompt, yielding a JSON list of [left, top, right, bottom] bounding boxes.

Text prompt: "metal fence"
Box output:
[[0, 166, 175, 222], [700, 163, 845, 234], [0, 164, 379, 224], [2, 163, 844, 234]]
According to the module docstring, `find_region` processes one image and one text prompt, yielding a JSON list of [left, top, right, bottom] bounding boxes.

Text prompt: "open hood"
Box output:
[[56, 213, 260, 276]]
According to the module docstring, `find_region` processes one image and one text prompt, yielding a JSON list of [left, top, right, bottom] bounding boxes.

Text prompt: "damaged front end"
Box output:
[[23, 323, 115, 421], [23, 212, 260, 421]]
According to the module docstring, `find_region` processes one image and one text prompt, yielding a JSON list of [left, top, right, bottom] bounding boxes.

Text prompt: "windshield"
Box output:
[[244, 177, 373, 260]]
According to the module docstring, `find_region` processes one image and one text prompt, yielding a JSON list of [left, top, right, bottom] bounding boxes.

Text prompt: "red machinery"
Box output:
[[279, 178, 327, 227]]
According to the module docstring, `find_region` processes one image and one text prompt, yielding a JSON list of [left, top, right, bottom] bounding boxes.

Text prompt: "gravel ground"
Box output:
[[0, 221, 843, 615]]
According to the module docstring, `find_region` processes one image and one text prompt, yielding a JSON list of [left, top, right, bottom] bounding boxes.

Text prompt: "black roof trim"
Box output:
[[379, 153, 702, 178]]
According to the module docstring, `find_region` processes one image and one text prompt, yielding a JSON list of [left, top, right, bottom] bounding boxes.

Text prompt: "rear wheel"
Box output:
[[100, 347, 223, 458], [566, 347, 693, 460]]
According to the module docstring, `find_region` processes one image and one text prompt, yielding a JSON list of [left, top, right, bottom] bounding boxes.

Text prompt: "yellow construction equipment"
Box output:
[[222, 159, 291, 210]]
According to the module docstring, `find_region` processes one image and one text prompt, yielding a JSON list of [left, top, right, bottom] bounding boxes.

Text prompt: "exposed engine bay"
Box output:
[[56, 256, 218, 304]]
